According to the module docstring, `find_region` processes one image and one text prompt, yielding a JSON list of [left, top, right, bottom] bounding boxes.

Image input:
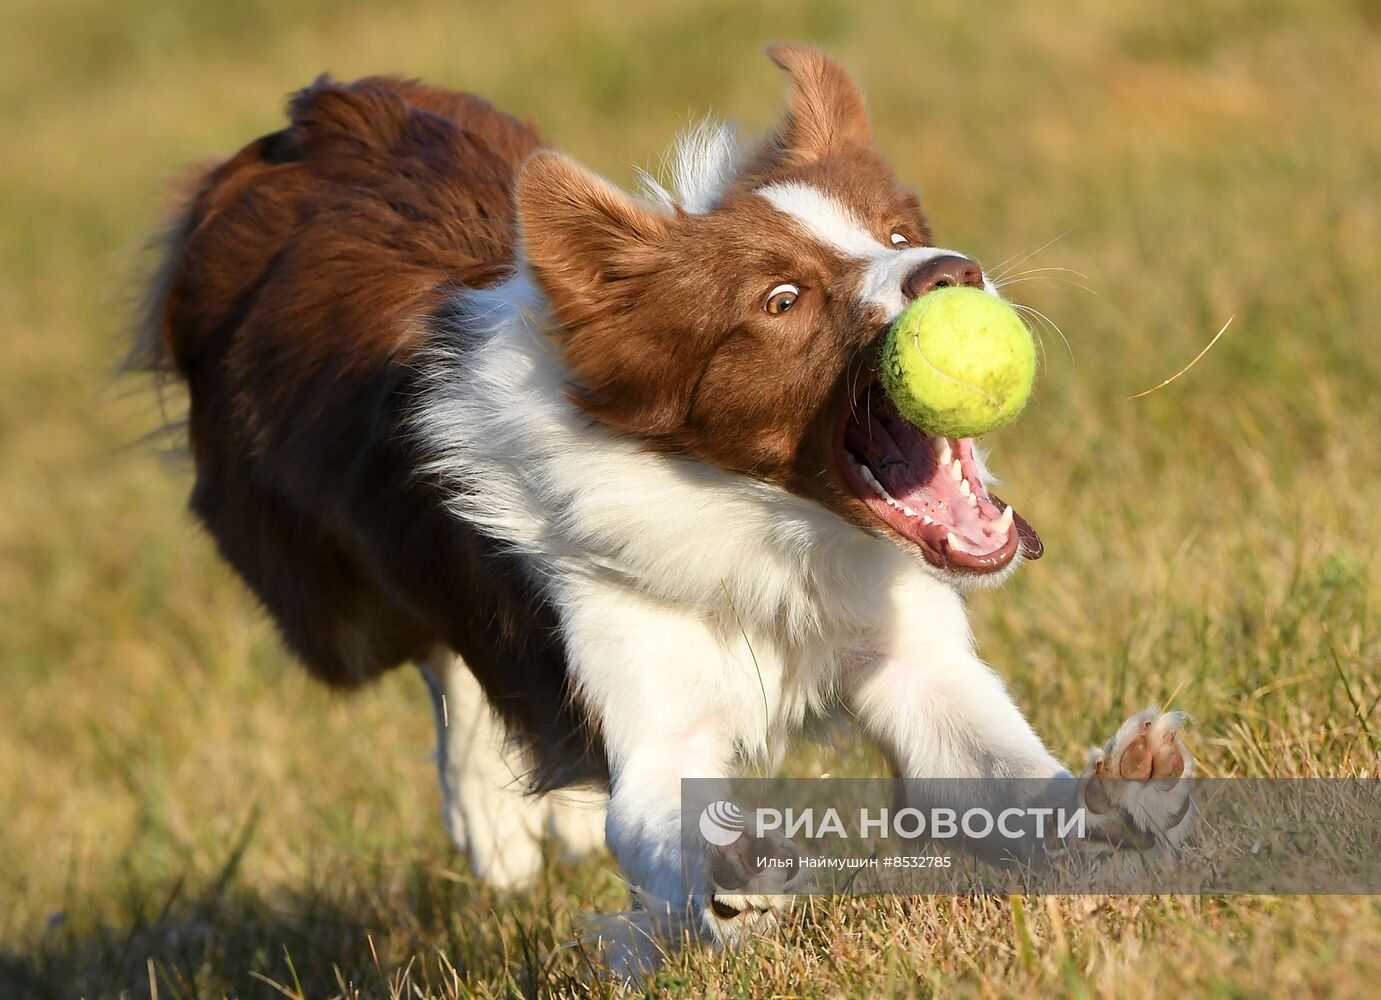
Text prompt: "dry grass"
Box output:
[[2, 0, 1379, 996]]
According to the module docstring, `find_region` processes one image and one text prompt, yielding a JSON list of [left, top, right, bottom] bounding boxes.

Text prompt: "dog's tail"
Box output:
[[127, 174, 200, 381], [131, 74, 537, 384], [127, 108, 313, 386], [125, 122, 310, 458]]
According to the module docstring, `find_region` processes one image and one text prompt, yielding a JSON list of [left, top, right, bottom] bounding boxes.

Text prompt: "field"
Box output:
[[2, 0, 1379, 996]]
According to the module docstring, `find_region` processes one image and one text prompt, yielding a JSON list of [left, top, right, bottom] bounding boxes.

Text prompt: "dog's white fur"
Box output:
[[413, 124, 1193, 945], [639, 117, 742, 216], [759, 180, 1002, 319], [418, 648, 605, 888]]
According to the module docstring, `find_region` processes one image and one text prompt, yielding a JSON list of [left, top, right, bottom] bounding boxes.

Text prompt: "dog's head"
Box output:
[[514, 44, 1041, 585]]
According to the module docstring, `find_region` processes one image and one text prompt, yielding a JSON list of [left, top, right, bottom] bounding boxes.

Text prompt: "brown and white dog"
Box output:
[[136, 45, 1194, 950]]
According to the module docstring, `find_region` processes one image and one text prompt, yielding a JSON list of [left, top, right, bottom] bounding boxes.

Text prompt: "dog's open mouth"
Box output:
[[835, 384, 1042, 574]]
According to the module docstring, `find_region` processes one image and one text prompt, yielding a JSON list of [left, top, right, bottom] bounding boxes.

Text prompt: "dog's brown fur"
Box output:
[[515, 45, 933, 528], [139, 76, 609, 786], [139, 48, 936, 789]]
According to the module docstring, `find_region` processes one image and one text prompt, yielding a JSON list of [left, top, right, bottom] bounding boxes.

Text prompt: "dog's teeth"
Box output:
[[959, 479, 971, 498], [946, 531, 960, 550], [922, 514, 935, 525], [995, 506, 1014, 533], [903, 506, 916, 517], [950, 459, 963, 482], [858, 464, 886, 497], [934, 438, 952, 466]]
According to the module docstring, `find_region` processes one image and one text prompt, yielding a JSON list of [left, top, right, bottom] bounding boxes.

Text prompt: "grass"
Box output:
[[1, 0, 1379, 995]]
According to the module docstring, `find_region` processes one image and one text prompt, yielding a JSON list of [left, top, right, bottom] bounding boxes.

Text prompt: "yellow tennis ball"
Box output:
[[880, 287, 1036, 438]]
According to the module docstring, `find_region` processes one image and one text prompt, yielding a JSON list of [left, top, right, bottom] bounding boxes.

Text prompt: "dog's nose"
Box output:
[[902, 255, 985, 300]]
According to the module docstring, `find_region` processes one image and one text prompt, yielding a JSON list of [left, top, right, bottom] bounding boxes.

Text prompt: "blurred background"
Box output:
[[2, 1, 1378, 996]]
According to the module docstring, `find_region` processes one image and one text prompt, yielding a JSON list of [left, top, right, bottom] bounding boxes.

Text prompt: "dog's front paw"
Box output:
[[702, 830, 801, 945], [1078, 707, 1196, 852]]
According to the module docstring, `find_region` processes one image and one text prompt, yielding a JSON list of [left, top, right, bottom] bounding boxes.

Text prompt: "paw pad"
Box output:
[[1078, 707, 1197, 852]]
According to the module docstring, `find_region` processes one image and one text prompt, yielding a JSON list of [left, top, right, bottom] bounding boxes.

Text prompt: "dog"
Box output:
[[135, 44, 1194, 955]]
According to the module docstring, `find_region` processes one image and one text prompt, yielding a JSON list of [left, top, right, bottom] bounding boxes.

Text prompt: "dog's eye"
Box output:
[[890, 233, 909, 247], [764, 283, 800, 315]]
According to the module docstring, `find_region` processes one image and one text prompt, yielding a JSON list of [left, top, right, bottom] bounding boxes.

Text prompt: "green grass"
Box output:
[[2, 0, 1379, 996]]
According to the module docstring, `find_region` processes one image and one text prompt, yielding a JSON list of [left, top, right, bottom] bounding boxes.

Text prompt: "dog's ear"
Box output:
[[765, 43, 873, 161], [515, 152, 695, 435], [515, 151, 670, 321]]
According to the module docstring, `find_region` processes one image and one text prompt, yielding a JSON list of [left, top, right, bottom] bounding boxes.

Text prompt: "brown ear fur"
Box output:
[[515, 152, 670, 312], [515, 153, 697, 434], [765, 43, 873, 160]]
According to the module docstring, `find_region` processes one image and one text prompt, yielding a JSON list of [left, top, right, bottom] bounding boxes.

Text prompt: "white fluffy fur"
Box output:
[[639, 117, 743, 214], [412, 177, 1191, 949], [412, 260, 1080, 926]]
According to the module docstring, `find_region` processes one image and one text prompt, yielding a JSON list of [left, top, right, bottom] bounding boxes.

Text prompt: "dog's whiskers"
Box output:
[[996, 274, 1101, 299], [1011, 302, 1075, 367], [1013, 308, 1050, 371], [995, 265, 1090, 281], [994, 264, 1097, 300], [986, 231, 1073, 283]]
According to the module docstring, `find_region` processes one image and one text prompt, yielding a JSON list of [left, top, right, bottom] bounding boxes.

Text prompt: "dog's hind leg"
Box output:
[[544, 784, 609, 861], [419, 647, 606, 888]]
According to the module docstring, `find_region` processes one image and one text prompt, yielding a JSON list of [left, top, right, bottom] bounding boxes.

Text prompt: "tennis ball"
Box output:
[[880, 287, 1036, 438]]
